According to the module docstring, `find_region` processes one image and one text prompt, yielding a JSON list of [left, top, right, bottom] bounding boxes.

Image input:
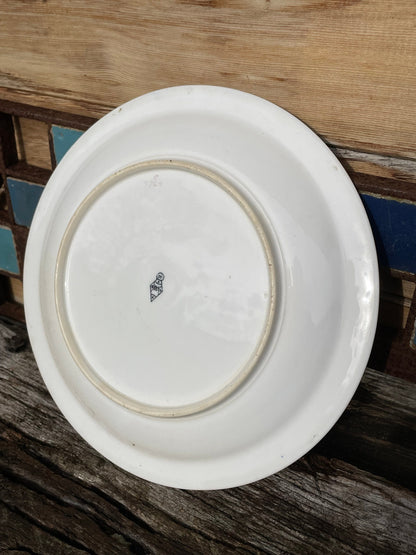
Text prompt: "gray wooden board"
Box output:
[[0, 318, 415, 554]]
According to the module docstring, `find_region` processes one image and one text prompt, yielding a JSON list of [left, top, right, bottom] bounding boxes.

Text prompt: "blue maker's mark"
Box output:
[[150, 272, 165, 302]]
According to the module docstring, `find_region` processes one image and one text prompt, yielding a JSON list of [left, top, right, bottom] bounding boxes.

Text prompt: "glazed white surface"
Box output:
[[24, 86, 378, 489], [55, 161, 275, 416]]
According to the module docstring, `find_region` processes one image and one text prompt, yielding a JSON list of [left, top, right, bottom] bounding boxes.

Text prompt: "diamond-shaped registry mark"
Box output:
[[150, 272, 165, 302]]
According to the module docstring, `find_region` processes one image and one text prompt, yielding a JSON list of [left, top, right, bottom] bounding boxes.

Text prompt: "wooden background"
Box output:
[[1, 3, 416, 552], [0, 0, 415, 159], [1, 0, 415, 377], [1, 319, 415, 554]]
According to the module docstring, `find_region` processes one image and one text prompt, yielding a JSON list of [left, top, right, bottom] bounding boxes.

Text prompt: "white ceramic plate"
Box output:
[[24, 86, 378, 489]]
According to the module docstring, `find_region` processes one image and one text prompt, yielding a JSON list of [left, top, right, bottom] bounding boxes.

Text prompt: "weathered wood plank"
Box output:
[[8, 277, 23, 305], [1, 501, 88, 555], [2, 98, 416, 196], [14, 117, 52, 170], [6, 160, 51, 186], [334, 148, 416, 185], [0, 1, 415, 158], [0, 97, 97, 131], [318, 367, 416, 492], [0, 319, 415, 554], [2, 97, 416, 187]]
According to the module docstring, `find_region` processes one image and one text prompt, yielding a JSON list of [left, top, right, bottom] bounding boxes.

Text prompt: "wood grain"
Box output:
[[378, 275, 416, 329], [0, 319, 415, 554], [8, 276, 23, 305], [334, 148, 416, 185], [14, 117, 52, 170], [6, 160, 51, 186], [0, 1, 415, 158]]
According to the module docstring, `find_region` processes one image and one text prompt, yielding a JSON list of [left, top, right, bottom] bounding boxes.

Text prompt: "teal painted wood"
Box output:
[[0, 227, 19, 274], [7, 178, 44, 227], [51, 125, 83, 164]]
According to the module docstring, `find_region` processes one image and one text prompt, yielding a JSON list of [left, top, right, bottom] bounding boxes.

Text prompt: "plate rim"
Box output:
[[23, 85, 379, 489]]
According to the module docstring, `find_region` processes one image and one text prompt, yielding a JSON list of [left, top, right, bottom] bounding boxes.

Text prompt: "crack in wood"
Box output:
[[0, 499, 96, 554], [1, 320, 415, 553]]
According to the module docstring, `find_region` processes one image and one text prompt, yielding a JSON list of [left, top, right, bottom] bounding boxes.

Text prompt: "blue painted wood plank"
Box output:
[[51, 125, 83, 164], [7, 178, 44, 227], [0, 227, 19, 274], [361, 194, 416, 274]]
